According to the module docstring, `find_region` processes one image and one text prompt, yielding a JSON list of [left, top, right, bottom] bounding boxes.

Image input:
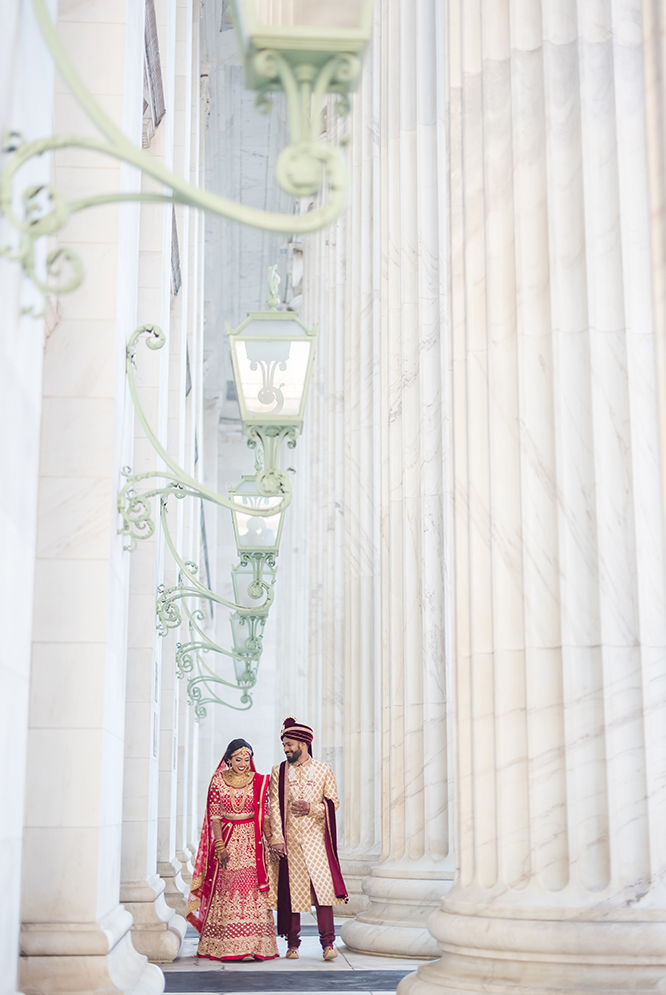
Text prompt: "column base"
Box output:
[[340, 862, 453, 958], [175, 849, 194, 888], [398, 907, 666, 995], [337, 850, 380, 917], [19, 905, 164, 995], [157, 860, 189, 919], [121, 875, 186, 963]]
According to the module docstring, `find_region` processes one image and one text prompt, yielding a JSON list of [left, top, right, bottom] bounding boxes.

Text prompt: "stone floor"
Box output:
[[162, 915, 433, 994]]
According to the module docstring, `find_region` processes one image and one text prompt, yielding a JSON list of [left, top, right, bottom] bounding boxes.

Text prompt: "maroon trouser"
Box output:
[[287, 887, 334, 949]]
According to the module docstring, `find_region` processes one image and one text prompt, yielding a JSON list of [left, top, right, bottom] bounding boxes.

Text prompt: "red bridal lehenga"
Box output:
[[186, 762, 279, 961]]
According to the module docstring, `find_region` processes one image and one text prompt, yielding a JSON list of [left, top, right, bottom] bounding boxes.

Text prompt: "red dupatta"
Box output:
[[186, 759, 270, 933]]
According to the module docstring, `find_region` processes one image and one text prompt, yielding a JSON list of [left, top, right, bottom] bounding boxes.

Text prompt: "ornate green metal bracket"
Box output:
[[236, 552, 278, 600], [119, 326, 283, 615], [118, 324, 292, 548], [246, 426, 298, 484], [119, 325, 290, 717], [176, 596, 259, 720], [0, 0, 356, 306], [118, 325, 293, 556]]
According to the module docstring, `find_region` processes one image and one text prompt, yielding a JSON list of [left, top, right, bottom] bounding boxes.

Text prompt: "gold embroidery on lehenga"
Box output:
[[197, 776, 278, 961]]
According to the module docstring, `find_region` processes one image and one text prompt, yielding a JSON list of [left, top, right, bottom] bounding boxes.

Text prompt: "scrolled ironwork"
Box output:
[[118, 325, 283, 715], [0, 0, 356, 301], [118, 324, 293, 555], [175, 598, 259, 719]]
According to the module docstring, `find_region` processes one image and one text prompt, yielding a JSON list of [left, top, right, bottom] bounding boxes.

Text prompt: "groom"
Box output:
[[268, 717, 347, 961]]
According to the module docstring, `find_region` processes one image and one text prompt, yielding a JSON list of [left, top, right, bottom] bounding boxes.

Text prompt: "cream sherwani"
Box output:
[[268, 757, 343, 911]]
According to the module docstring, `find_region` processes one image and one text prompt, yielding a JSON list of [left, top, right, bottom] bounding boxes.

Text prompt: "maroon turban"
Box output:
[[280, 717, 314, 755]]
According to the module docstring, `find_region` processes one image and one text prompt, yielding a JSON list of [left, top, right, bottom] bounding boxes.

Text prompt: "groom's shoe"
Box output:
[[323, 946, 337, 961], [286, 947, 299, 959]]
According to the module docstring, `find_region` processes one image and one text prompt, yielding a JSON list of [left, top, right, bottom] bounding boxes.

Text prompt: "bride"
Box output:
[[187, 738, 279, 961]]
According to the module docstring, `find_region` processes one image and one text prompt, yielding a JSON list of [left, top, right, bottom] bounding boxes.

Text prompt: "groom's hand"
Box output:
[[271, 843, 287, 858], [292, 800, 310, 817]]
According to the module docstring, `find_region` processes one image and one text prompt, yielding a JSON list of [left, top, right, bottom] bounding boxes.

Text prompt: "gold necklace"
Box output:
[[229, 779, 252, 814], [223, 770, 253, 813], [223, 769, 253, 788]]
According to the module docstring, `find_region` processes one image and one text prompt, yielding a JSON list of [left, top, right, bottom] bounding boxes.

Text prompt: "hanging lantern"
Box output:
[[229, 474, 286, 554], [227, 310, 317, 433]]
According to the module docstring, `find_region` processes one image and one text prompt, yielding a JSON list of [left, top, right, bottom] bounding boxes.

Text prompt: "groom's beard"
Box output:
[[285, 745, 303, 764]]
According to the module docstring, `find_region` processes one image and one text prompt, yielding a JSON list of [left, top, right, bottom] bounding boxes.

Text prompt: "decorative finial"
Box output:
[[266, 264, 280, 310]]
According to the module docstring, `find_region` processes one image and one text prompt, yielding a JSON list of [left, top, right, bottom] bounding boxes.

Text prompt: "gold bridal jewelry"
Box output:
[[230, 779, 253, 813], [223, 769, 254, 813], [223, 769, 254, 788]]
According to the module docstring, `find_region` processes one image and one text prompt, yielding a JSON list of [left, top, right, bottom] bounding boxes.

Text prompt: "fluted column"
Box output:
[[120, 192, 186, 961], [120, 0, 195, 956], [300, 134, 347, 770], [337, 43, 383, 916], [402, 2, 666, 993], [0, 3, 54, 992], [287, 0, 452, 954], [18, 0, 162, 988], [340, 0, 452, 959]]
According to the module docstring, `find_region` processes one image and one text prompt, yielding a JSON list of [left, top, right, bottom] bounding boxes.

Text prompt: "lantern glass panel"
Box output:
[[233, 652, 259, 685], [233, 502, 281, 549], [231, 319, 312, 422], [230, 477, 285, 552], [230, 613, 263, 656], [232, 563, 277, 608]]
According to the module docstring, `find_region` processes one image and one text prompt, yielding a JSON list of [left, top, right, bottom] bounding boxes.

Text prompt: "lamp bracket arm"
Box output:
[[0, 0, 353, 302]]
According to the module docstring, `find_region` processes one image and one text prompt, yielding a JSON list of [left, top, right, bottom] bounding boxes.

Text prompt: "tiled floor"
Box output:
[[162, 915, 434, 994]]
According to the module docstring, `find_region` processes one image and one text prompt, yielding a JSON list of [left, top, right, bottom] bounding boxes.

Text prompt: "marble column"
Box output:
[[643, 0, 666, 535], [120, 185, 186, 960], [299, 129, 347, 771], [341, 0, 453, 957], [401, 2, 666, 994], [157, 222, 191, 925], [302, 60, 386, 917], [156, 0, 195, 918], [18, 0, 162, 989], [0, 2, 54, 992], [120, 0, 190, 957], [175, 6, 203, 883], [175, 678, 195, 885], [336, 31, 384, 917]]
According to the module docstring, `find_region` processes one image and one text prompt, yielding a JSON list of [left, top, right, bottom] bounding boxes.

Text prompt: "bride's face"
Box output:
[[230, 748, 252, 773]]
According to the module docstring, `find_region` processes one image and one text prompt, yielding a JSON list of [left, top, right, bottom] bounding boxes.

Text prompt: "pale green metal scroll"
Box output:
[[175, 579, 261, 719], [118, 325, 285, 618], [0, 0, 356, 304], [119, 325, 285, 717]]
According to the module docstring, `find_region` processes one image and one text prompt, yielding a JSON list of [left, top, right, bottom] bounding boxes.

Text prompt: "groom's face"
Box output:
[[282, 737, 304, 764]]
